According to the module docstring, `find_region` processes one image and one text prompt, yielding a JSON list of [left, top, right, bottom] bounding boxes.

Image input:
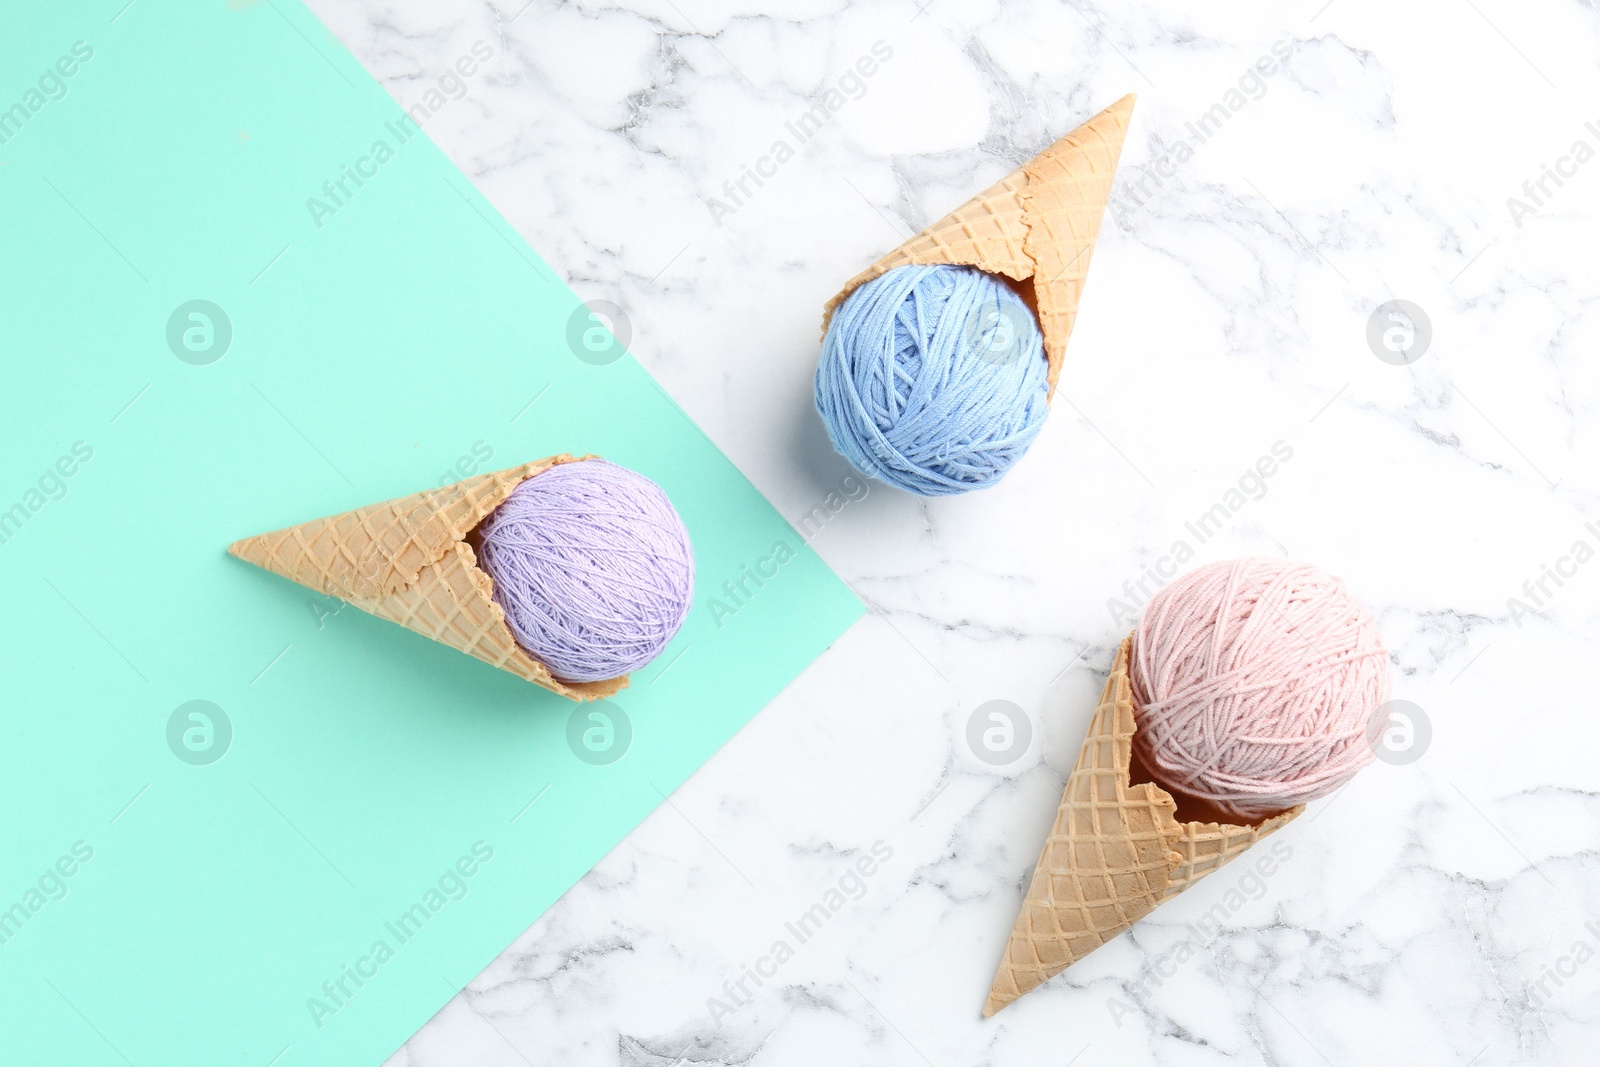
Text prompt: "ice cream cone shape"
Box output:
[[228, 455, 626, 702], [822, 93, 1134, 400], [982, 638, 1300, 1016]]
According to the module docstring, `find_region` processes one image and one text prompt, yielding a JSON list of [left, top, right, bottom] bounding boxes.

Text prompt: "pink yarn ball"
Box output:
[[1129, 558, 1390, 820]]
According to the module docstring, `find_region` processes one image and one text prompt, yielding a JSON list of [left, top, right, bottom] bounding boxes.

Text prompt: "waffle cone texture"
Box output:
[[822, 94, 1134, 400], [228, 456, 625, 702], [983, 637, 1300, 1016]]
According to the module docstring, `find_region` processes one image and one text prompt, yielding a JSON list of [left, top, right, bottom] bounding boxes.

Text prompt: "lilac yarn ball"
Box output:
[[475, 460, 694, 683]]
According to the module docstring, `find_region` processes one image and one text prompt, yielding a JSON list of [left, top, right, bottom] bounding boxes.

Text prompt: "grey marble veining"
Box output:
[[301, 0, 1600, 1063]]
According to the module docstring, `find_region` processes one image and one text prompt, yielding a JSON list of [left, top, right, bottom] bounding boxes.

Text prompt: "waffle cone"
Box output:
[[982, 637, 1300, 1016], [823, 94, 1134, 399], [228, 456, 625, 702]]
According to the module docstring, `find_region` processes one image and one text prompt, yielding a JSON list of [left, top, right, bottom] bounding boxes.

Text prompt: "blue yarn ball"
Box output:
[[814, 264, 1051, 497]]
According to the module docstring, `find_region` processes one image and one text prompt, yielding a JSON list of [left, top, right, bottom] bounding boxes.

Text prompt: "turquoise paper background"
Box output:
[[0, 3, 861, 1063]]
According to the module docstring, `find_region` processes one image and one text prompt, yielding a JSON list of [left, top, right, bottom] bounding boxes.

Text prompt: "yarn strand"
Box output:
[[815, 264, 1051, 496], [475, 460, 694, 683], [1129, 558, 1390, 819]]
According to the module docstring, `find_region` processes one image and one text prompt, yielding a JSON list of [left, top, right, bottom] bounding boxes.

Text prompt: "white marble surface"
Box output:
[[302, 0, 1600, 1063]]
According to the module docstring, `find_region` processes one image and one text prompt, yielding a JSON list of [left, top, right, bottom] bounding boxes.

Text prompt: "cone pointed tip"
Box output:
[[1091, 93, 1136, 137], [983, 985, 1016, 1017], [227, 535, 278, 577]]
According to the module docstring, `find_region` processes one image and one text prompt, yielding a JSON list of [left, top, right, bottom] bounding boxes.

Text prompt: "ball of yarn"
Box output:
[[815, 264, 1051, 496], [475, 460, 694, 683], [1129, 558, 1390, 820]]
